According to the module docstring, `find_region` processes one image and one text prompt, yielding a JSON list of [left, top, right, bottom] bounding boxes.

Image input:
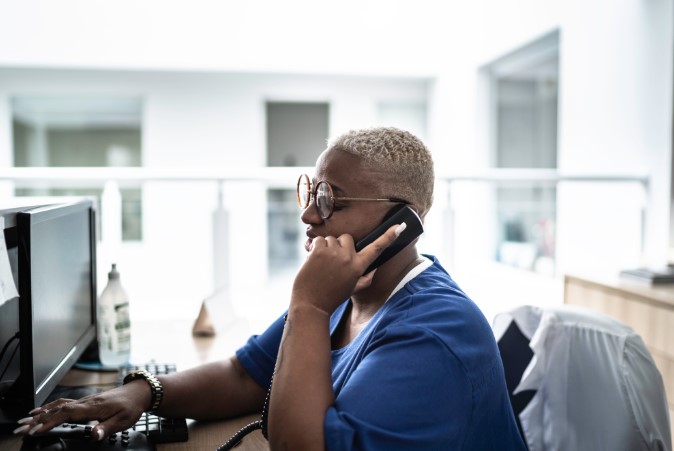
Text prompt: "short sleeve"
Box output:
[[235, 312, 286, 389]]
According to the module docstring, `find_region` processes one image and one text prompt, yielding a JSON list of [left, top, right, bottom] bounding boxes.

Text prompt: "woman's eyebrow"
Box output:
[[329, 182, 347, 196]]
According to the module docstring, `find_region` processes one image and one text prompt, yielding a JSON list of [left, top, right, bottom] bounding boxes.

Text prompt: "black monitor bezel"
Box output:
[[16, 200, 97, 412]]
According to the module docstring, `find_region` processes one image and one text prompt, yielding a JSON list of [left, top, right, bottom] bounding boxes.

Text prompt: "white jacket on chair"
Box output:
[[493, 304, 671, 451]]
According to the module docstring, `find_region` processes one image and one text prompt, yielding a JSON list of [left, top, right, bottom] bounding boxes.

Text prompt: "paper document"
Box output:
[[0, 217, 19, 306]]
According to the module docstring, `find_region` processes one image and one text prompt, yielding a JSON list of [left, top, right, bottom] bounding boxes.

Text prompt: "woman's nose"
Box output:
[[300, 197, 322, 224]]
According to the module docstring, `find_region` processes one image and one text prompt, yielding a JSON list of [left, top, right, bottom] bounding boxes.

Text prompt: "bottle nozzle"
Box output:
[[108, 263, 120, 280]]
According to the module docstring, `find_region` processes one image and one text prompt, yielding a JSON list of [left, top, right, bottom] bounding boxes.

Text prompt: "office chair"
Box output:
[[493, 304, 672, 451]]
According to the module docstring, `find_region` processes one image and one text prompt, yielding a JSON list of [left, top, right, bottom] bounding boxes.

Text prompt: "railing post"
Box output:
[[193, 181, 235, 335], [101, 180, 122, 264], [440, 180, 455, 271], [193, 180, 238, 335], [213, 181, 229, 293]]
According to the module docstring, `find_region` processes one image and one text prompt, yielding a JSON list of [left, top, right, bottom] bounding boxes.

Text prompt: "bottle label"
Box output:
[[99, 301, 131, 355], [112, 301, 131, 353]]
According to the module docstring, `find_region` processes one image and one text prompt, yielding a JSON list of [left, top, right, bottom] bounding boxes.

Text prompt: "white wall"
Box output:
[[0, 0, 447, 77], [0, 68, 429, 326], [558, 0, 673, 275]]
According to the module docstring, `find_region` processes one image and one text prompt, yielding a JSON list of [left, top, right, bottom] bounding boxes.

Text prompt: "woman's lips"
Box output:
[[305, 231, 317, 252]]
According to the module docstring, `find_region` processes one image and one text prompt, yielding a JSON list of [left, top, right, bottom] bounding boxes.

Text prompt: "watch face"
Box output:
[[123, 369, 147, 384]]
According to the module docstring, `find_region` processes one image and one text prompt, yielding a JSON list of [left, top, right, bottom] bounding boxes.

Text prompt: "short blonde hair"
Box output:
[[328, 127, 434, 218]]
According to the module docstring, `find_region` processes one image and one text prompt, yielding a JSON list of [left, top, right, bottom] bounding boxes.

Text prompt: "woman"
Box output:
[[17, 127, 525, 450]]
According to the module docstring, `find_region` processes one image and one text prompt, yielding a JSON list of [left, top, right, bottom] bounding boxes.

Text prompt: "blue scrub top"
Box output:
[[236, 256, 526, 451]]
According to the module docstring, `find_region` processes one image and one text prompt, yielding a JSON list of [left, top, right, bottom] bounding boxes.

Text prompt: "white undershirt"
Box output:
[[384, 256, 433, 303]]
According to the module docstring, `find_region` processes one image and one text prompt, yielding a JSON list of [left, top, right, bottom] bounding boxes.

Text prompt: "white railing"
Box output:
[[0, 166, 650, 326], [0, 166, 650, 270], [0, 166, 648, 183], [0, 166, 314, 186]]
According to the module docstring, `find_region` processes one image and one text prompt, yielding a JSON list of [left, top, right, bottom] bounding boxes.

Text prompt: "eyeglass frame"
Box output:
[[296, 173, 408, 219]]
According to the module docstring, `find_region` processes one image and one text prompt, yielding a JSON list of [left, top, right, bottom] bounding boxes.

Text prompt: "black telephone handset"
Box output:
[[216, 204, 424, 450], [355, 203, 424, 274]]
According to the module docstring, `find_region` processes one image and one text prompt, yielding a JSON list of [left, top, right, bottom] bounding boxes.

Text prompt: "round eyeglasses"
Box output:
[[297, 174, 405, 219]]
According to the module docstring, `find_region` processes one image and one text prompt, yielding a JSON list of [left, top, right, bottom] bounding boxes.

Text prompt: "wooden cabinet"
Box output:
[[564, 274, 674, 439]]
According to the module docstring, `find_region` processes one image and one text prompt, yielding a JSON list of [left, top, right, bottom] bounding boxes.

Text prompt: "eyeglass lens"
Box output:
[[297, 175, 311, 208], [315, 181, 333, 218], [297, 175, 334, 219]]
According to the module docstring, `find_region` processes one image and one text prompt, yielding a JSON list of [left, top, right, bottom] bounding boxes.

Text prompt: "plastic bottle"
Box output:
[[97, 263, 131, 367]]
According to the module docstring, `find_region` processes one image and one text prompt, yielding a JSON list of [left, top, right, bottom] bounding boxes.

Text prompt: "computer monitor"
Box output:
[[0, 199, 97, 428]]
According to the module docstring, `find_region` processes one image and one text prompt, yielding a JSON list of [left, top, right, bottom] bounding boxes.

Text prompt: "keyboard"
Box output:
[[117, 363, 188, 444], [21, 423, 155, 451]]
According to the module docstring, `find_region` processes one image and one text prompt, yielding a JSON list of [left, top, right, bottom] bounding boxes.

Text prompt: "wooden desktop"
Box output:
[[0, 318, 270, 450]]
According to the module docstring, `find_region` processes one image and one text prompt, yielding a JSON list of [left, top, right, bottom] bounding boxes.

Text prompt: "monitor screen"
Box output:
[[0, 199, 97, 426]]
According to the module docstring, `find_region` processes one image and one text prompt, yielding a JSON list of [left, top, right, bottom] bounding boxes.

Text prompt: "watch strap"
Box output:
[[122, 369, 164, 412]]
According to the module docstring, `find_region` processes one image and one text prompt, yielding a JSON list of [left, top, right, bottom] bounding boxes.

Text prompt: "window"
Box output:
[[485, 31, 559, 275], [266, 102, 330, 272], [11, 97, 143, 241]]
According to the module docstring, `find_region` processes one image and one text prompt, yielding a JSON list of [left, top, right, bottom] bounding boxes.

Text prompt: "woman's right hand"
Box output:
[[13, 380, 152, 441]]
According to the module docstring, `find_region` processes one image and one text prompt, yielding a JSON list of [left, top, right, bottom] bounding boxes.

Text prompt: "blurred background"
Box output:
[[0, 0, 671, 332]]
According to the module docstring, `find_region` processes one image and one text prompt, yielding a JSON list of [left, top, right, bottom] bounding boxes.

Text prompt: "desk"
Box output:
[[162, 414, 266, 450], [0, 318, 270, 450]]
